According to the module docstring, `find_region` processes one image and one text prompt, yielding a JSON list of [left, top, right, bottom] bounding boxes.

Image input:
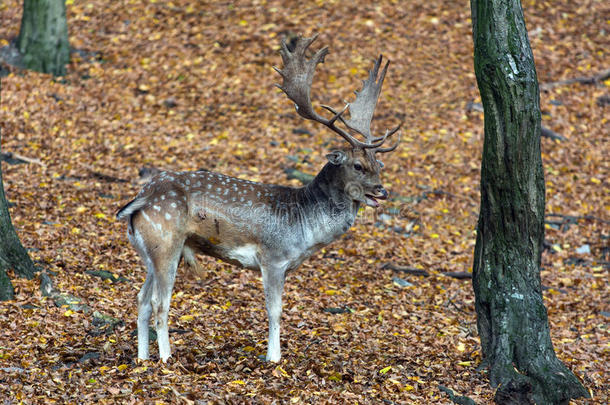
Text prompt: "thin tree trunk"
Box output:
[[17, 0, 70, 76], [0, 125, 37, 301], [470, 0, 589, 403]]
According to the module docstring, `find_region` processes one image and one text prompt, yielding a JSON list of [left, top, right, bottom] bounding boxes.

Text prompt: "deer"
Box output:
[[116, 34, 401, 363]]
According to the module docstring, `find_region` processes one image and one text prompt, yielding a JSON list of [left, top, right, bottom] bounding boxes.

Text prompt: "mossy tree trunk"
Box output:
[[17, 0, 70, 76], [0, 127, 37, 301], [470, 0, 589, 403]]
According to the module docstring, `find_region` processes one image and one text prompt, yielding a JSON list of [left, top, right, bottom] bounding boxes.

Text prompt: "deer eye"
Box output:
[[354, 162, 364, 172]]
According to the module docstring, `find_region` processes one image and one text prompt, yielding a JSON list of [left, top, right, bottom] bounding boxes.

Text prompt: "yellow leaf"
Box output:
[[379, 366, 392, 374], [243, 346, 256, 352], [404, 384, 415, 391], [430, 233, 440, 239], [71, 227, 81, 234], [332, 323, 346, 333], [76, 206, 87, 213], [64, 309, 74, 317], [230, 380, 245, 385], [95, 213, 106, 219], [117, 364, 128, 371], [457, 361, 471, 366], [328, 373, 342, 381], [179, 315, 194, 322], [324, 289, 339, 295], [273, 366, 289, 377], [457, 342, 465, 352], [590, 177, 601, 184]]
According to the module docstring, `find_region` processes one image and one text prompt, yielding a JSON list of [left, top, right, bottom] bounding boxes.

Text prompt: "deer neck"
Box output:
[[296, 162, 359, 230], [307, 162, 354, 204]]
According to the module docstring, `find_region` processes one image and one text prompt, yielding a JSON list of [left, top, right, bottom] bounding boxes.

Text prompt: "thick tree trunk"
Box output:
[[0, 127, 37, 301], [470, 0, 589, 404], [17, 0, 70, 76]]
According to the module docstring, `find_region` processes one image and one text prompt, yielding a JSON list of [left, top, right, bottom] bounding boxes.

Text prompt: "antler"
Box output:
[[274, 34, 400, 150]]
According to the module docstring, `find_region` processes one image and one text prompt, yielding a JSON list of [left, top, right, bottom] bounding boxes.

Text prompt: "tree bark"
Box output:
[[17, 0, 70, 76], [0, 125, 37, 301], [470, 0, 589, 403]]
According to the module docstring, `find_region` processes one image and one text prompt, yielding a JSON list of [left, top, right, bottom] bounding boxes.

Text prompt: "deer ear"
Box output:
[[326, 150, 347, 165]]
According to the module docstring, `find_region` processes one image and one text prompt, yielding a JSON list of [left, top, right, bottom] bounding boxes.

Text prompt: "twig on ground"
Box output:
[[442, 271, 472, 280], [540, 68, 610, 90], [1, 151, 45, 166], [380, 262, 429, 277], [546, 213, 610, 225], [381, 263, 473, 280], [439, 385, 478, 405], [467, 102, 568, 141]]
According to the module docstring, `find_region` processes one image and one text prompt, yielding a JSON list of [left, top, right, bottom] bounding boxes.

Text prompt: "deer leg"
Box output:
[[137, 265, 155, 360], [130, 227, 157, 361], [261, 264, 286, 362], [151, 250, 181, 362]]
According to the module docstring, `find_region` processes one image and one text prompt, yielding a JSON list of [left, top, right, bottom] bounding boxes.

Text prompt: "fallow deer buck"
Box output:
[[117, 34, 401, 363]]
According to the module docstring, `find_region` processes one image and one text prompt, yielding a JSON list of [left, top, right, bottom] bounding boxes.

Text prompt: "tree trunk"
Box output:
[[17, 0, 70, 76], [0, 125, 37, 301], [470, 0, 589, 403]]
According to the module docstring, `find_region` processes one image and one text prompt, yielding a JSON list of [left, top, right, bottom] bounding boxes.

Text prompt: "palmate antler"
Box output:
[[274, 34, 401, 153]]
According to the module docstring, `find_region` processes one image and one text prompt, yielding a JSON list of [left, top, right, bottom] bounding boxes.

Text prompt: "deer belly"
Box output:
[[186, 236, 260, 270], [225, 244, 259, 270]]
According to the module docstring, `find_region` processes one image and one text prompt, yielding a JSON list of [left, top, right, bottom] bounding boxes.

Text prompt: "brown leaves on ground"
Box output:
[[0, 0, 607, 403]]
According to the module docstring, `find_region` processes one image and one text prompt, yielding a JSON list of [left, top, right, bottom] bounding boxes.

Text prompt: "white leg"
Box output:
[[261, 265, 286, 362], [153, 253, 180, 362], [132, 228, 156, 361], [137, 269, 155, 360]]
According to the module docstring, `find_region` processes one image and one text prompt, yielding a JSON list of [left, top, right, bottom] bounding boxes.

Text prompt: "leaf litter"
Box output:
[[0, 0, 607, 403]]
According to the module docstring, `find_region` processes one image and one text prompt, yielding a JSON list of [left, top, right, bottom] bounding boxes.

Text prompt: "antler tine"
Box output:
[[375, 132, 402, 153], [274, 34, 329, 121], [275, 35, 397, 150], [275, 34, 371, 148], [341, 55, 389, 142], [371, 122, 402, 143], [318, 103, 388, 149]]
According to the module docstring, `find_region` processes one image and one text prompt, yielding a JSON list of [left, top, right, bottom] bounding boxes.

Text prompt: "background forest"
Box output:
[[0, 0, 607, 403]]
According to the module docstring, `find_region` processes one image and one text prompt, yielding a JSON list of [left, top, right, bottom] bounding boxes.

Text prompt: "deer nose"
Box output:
[[375, 185, 388, 199]]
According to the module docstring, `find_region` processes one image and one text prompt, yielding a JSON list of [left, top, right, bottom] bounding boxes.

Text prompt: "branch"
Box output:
[[540, 68, 610, 90], [381, 263, 473, 280], [380, 262, 429, 276], [0, 152, 45, 166], [442, 271, 472, 280], [467, 102, 567, 141], [438, 385, 477, 405]]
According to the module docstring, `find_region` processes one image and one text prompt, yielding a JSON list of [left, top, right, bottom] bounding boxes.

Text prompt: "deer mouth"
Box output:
[[364, 193, 387, 208]]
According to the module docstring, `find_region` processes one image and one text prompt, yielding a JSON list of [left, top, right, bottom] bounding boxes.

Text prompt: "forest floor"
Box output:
[[0, 0, 608, 403]]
